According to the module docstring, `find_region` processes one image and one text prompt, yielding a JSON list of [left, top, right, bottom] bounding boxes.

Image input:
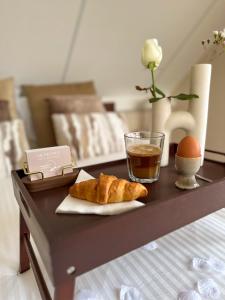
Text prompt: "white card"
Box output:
[[25, 145, 73, 181]]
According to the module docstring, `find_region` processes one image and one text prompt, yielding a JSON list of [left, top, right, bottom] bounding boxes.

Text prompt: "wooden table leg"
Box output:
[[54, 278, 75, 300], [19, 210, 75, 300], [19, 211, 30, 273]]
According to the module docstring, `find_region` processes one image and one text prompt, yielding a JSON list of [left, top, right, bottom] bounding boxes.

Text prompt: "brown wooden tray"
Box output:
[[11, 144, 225, 300]]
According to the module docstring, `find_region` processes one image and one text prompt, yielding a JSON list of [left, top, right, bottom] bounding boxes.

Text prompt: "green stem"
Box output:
[[150, 68, 156, 98]]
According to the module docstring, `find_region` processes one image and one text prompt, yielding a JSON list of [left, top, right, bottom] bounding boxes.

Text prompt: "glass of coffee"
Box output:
[[124, 131, 165, 183]]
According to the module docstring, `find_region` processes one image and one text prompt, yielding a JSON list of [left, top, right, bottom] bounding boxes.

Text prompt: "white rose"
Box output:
[[141, 39, 162, 69], [213, 30, 218, 36]]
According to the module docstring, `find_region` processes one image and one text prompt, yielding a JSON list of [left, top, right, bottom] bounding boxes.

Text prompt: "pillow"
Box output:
[[0, 119, 29, 178], [47, 94, 106, 114], [0, 100, 10, 121], [14, 90, 37, 147], [21, 81, 97, 147], [0, 77, 17, 118], [52, 112, 128, 160]]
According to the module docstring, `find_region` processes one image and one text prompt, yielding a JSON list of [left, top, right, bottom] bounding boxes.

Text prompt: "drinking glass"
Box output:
[[124, 131, 165, 183]]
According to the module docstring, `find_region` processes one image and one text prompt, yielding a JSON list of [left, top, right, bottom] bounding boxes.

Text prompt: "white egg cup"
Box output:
[[175, 154, 201, 190]]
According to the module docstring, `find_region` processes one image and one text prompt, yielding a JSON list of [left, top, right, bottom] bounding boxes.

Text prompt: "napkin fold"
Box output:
[[56, 170, 145, 215]]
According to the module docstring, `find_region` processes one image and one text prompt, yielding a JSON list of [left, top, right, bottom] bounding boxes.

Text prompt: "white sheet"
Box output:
[[1, 176, 225, 299]]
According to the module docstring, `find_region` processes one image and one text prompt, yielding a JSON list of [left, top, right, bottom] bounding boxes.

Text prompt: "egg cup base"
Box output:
[[175, 175, 200, 190]]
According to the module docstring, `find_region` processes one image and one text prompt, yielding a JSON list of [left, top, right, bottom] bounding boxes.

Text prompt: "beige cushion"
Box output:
[[0, 78, 17, 119], [47, 94, 105, 114], [0, 100, 10, 121], [22, 81, 97, 147], [0, 119, 29, 177], [52, 112, 128, 161]]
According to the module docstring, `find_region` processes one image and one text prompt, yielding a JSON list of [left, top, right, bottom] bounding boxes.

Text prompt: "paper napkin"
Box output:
[[56, 170, 145, 215]]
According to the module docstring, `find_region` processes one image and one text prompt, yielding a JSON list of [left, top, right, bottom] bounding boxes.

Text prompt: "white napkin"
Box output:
[[56, 170, 145, 215], [120, 285, 143, 300]]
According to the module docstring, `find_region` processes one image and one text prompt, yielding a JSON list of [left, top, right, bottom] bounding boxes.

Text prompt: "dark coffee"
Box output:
[[127, 144, 161, 179]]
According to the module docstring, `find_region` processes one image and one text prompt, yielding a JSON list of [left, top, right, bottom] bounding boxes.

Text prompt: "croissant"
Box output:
[[69, 173, 148, 204]]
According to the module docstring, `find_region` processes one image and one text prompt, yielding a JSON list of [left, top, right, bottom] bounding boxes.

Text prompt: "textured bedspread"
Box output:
[[1, 177, 225, 299]]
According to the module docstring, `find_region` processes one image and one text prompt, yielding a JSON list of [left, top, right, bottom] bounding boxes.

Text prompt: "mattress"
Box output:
[[1, 176, 225, 299]]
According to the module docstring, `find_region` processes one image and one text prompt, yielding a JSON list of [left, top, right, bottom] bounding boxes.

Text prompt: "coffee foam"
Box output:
[[127, 144, 161, 157]]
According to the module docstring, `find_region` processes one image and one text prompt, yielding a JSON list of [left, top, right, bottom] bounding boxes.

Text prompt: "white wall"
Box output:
[[0, 0, 224, 105], [206, 54, 225, 152], [67, 0, 225, 110], [0, 0, 80, 83]]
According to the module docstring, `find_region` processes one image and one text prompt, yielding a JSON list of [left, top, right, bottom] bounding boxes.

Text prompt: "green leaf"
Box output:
[[172, 93, 199, 100], [155, 86, 166, 97], [149, 97, 163, 103]]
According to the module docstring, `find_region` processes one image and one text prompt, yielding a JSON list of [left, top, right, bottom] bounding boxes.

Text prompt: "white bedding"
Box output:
[[1, 176, 225, 299]]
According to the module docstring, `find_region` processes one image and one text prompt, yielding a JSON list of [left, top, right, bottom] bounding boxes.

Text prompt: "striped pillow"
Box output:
[[0, 119, 29, 178], [52, 112, 128, 160]]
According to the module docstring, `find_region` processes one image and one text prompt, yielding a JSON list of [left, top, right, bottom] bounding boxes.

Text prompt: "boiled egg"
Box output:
[[177, 136, 201, 158]]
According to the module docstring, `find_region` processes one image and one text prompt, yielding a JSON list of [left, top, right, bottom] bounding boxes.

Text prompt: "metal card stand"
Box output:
[[23, 162, 44, 180], [22, 161, 79, 193]]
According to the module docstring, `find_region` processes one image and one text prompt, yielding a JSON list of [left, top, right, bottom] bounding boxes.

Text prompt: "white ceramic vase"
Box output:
[[151, 64, 212, 167], [152, 98, 171, 166]]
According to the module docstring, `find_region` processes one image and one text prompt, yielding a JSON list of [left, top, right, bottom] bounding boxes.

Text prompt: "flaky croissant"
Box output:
[[69, 173, 148, 204]]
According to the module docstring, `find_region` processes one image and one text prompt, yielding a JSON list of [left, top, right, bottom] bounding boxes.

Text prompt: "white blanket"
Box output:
[[1, 176, 225, 299]]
